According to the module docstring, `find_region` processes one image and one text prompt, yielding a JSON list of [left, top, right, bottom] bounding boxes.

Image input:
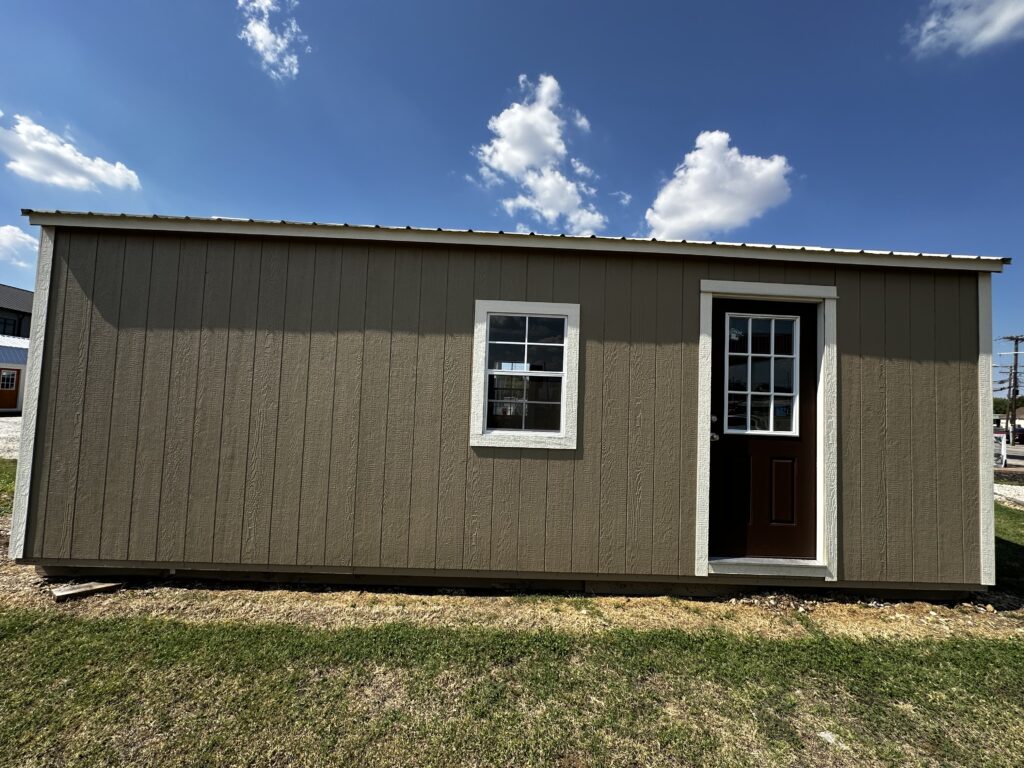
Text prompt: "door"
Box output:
[[0, 368, 18, 410], [709, 299, 817, 559]]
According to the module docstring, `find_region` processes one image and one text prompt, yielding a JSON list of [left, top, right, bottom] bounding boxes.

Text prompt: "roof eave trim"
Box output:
[[22, 211, 1009, 273]]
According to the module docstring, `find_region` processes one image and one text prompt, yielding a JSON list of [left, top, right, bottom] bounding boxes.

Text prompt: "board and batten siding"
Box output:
[[20, 228, 983, 584]]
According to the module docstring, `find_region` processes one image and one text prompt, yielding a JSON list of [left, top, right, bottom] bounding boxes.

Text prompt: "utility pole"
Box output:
[[998, 336, 1024, 445]]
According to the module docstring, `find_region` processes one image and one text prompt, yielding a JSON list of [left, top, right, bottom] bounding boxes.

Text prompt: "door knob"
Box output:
[[710, 432, 720, 442]]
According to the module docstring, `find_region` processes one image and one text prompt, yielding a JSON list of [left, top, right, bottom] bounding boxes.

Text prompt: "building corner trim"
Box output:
[[978, 273, 995, 585], [9, 226, 54, 561]]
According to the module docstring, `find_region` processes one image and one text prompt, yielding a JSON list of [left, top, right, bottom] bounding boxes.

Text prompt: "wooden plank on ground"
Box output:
[[51, 581, 122, 602]]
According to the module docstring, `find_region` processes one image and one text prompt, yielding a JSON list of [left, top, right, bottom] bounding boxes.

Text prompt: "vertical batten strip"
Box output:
[[978, 273, 994, 585]]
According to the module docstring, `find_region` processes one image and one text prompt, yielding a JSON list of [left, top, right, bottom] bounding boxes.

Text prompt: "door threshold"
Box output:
[[707, 557, 829, 579]]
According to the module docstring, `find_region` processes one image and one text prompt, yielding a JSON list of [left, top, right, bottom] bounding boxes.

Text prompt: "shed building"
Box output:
[[8, 210, 1009, 592]]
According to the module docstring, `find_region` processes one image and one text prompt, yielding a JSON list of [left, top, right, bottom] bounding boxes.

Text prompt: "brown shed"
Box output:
[[8, 210, 1009, 592]]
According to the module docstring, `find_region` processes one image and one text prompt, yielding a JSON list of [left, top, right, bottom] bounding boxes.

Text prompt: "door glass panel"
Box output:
[[774, 319, 794, 356], [750, 395, 771, 431], [751, 319, 772, 354], [728, 356, 748, 391], [774, 396, 794, 432], [773, 358, 793, 393], [728, 317, 748, 353], [727, 394, 747, 431], [750, 357, 771, 392], [724, 313, 800, 435]]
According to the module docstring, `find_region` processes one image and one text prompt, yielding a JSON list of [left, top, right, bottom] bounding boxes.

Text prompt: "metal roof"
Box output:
[[0, 283, 33, 315], [22, 209, 1010, 273], [0, 334, 28, 366]]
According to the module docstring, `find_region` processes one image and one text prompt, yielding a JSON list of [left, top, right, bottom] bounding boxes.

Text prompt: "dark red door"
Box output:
[[709, 299, 817, 559]]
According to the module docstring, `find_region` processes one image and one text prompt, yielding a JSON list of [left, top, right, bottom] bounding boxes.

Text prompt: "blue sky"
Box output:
[[0, 0, 1021, 353]]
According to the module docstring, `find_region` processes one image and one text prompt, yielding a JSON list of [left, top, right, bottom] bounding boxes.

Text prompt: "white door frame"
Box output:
[[695, 280, 838, 581]]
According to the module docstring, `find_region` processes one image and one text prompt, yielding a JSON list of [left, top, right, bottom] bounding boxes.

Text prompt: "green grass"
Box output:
[[0, 609, 1021, 767], [995, 502, 1024, 595], [0, 458, 15, 517], [0, 481, 1021, 765]]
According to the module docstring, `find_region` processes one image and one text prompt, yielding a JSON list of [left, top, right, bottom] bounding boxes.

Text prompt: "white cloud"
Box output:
[[645, 130, 791, 240], [238, 0, 307, 80], [570, 157, 595, 178], [0, 113, 140, 191], [611, 190, 632, 206], [0, 225, 37, 269], [573, 110, 591, 132], [909, 0, 1024, 56], [475, 75, 607, 236]]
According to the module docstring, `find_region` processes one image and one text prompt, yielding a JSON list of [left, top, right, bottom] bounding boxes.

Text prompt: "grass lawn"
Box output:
[[0, 472, 1021, 765]]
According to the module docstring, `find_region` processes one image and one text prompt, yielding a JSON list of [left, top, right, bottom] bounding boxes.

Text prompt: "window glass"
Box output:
[[484, 312, 566, 434], [0, 371, 14, 390], [724, 314, 799, 434]]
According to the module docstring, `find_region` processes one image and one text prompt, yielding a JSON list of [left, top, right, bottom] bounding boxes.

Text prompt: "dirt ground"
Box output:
[[2, 514, 1022, 640]]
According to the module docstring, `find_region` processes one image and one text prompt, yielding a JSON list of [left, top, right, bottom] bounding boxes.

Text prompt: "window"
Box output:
[[0, 370, 16, 390], [470, 300, 580, 449], [0, 318, 16, 336], [724, 313, 799, 435]]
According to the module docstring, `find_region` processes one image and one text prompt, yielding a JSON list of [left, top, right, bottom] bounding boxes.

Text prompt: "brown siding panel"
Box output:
[[127, 237, 179, 562], [26, 229, 988, 589], [155, 237, 206, 563], [71, 234, 124, 560], [42, 231, 97, 560]]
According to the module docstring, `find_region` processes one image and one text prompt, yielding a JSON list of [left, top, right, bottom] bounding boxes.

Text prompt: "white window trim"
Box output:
[[723, 312, 801, 437], [695, 280, 838, 581], [469, 299, 580, 450]]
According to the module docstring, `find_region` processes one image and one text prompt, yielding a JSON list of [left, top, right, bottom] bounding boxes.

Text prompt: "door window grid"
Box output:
[[486, 314, 566, 432], [0, 370, 15, 390], [725, 313, 799, 435]]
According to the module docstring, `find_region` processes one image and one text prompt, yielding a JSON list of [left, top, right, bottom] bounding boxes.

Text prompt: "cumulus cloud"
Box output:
[[0, 113, 140, 191], [645, 131, 791, 240], [909, 0, 1024, 55], [475, 75, 606, 236], [238, 0, 308, 80], [570, 157, 595, 178], [0, 225, 37, 269]]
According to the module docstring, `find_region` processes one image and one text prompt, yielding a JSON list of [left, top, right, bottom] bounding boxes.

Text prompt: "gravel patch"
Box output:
[[0, 416, 20, 460], [995, 483, 1024, 508]]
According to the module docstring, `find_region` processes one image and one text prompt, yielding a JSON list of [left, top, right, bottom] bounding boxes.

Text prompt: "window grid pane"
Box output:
[[485, 312, 566, 433], [724, 313, 798, 434]]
